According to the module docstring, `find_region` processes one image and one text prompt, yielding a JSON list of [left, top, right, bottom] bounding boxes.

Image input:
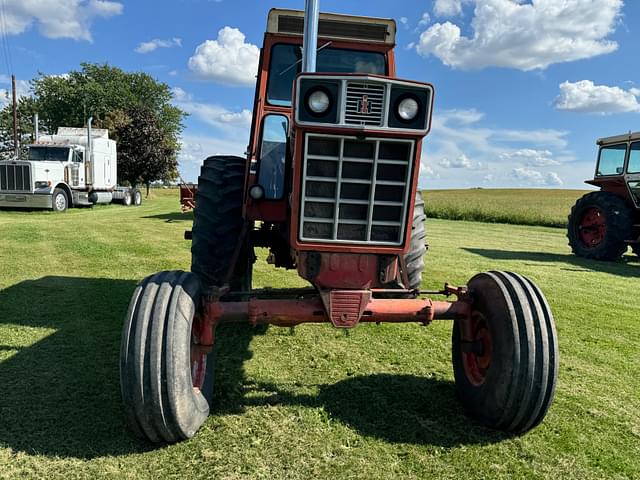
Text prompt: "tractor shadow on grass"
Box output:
[[464, 248, 640, 278], [142, 211, 193, 223], [0, 276, 153, 459], [0, 276, 266, 459], [238, 375, 509, 447]]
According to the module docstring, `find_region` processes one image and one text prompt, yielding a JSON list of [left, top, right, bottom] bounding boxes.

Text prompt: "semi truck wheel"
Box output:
[[452, 271, 558, 434], [191, 155, 252, 290], [132, 189, 142, 206], [120, 270, 213, 442], [567, 191, 632, 260], [52, 188, 68, 213], [123, 190, 133, 206]]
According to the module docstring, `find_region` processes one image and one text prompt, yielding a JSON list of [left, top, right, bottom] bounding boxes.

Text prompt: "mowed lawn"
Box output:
[[0, 190, 638, 479]]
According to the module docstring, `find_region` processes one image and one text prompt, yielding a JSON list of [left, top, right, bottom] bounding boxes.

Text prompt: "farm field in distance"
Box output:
[[423, 188, 590, 228], [0, 189, 638, 479]]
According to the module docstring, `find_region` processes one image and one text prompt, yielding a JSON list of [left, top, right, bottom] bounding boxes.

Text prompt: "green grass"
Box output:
[[423, 189, 590, 228], [0, 190, 639, 479]]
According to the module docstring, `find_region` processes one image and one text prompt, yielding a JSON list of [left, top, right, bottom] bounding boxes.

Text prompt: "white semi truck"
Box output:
[[0, 118, 141, 212]]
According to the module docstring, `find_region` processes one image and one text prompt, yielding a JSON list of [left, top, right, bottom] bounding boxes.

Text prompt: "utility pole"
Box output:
[[12, 74, 18, 157]]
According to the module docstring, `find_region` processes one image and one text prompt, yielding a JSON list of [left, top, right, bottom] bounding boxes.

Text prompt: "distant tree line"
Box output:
[[0, 63, 186, 192]]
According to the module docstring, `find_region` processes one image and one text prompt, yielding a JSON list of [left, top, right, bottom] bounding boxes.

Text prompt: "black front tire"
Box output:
[[52, 188, 68, 213], [567, 191, 632, 260], [191, 155, 252, 290], [120, 270, 212, 442], [452, 271, 558, 434]]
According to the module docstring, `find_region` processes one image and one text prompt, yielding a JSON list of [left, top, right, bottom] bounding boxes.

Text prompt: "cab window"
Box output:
[[627, 142, 640, 174], [266, 44, 387, 107], [596, 143, 627, 176], [258, 114, 288, 199]]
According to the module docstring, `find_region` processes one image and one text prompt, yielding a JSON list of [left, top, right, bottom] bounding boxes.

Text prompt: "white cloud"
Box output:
[[434, 0, 464, 17], [0, 75, 30, 107], [512, 167, 563, 186], [188, 27, 259, 86], [1, 0, 123, 41], [135, 37, 182, 54], [417, 0, 622, 71], [172, 87, 252, 132], [420, 107, 575, 188], [554, 80, 640, 115], [418, 12, 431, 26], [439, 154, 473, 168], [500, 149, 560, 167]]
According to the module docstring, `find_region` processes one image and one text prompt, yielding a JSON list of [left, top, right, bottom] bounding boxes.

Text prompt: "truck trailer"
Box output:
[[0, 119, 141, 212]]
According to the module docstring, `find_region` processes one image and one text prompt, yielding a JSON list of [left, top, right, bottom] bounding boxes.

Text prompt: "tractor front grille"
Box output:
[[300, 134, 414, 246], [344, 81, 385, 127], [0, 163, 31, 192]]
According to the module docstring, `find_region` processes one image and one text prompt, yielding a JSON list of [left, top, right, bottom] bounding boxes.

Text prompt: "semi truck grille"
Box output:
[[0, 164, 31, 192], [300, 134, 414, 246], [344, 82, 385, 127]]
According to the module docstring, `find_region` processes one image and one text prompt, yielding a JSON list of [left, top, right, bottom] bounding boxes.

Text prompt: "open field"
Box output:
[[423, 189, 590, 228], [0, 190, 638, 479]]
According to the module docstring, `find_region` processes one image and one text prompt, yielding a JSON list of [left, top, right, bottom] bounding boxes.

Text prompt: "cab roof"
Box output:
[[267, 8, 396, 45], [597, 131, 640, 145]]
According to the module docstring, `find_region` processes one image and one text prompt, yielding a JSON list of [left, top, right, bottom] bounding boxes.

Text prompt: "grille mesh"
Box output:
[[0, 164, 31, 192], [300, 135, 413, 246], [344, 82, 385, 126]]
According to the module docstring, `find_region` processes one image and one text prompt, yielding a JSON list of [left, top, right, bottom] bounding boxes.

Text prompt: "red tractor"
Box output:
[[568, 132, 640, 260], [120, 6, 558, 443]]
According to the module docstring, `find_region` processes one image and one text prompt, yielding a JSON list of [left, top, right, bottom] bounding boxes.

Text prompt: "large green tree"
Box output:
[[0, 63, 186, 187]]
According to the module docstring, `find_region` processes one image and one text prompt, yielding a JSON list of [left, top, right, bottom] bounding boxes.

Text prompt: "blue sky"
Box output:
[[1, 0, 639, 189]]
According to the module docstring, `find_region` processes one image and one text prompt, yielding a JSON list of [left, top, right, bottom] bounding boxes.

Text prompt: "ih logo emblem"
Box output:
[[357, 95, 371, 115]]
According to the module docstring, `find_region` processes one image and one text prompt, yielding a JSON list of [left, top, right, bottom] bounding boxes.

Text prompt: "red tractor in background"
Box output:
[[120, 5, 558, 443], [568, 132, 640, 260]]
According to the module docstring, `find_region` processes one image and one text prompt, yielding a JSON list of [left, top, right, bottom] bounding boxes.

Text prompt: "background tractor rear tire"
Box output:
[[567, 191, 632, 261], [120, 270, 211, 443], [191, 155, 251, 290], [452, 271, 558, 434]]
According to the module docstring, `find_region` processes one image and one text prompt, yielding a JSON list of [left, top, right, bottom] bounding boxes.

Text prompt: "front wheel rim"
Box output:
[[55, 194, 66, 211], [461, 312, 493, 387], [578, 207, 607, 248]]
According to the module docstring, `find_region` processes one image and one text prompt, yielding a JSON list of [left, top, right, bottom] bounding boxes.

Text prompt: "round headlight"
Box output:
[[249, 184, 264, 200], [398, 98, 419, 121], [308, 90, 330, 114]]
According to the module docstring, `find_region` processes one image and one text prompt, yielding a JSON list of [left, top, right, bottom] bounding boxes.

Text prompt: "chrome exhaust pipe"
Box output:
[[302, 0, 320, 73]]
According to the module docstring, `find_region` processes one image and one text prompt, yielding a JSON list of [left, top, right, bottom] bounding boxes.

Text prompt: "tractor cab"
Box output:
[[587, 132, 640, 207]]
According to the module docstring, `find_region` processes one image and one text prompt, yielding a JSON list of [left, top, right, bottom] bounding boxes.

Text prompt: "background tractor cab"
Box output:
[[568, 132, 640, 260]]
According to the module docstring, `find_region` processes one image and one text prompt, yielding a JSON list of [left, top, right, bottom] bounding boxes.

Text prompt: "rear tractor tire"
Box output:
[[567, 191, 632, 260], [452, 271, 558, 434], [191, 155, 252, 290], [120, 270, 214, 442]]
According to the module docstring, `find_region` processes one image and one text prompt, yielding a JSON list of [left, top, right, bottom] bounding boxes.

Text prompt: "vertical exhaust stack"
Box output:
[[301, 0, 320, 73], [87, 117, 93, 163], [33, 113, 39, 142]]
